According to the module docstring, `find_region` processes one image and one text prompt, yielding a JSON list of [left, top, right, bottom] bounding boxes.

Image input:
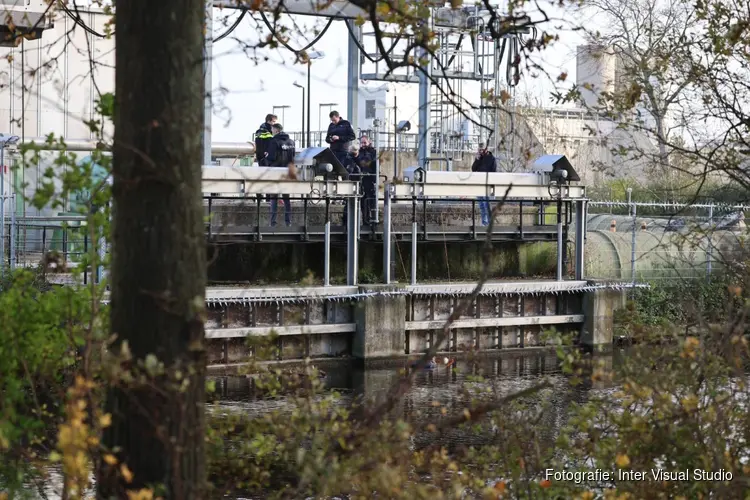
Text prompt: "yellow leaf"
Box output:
[[126, 489, 154, 500], [103, 454, 118, 465], [121, 464, 134, 483], [99, 413, 112, 428], [616, 453, 630, 467], [0, 492, 8, 500]]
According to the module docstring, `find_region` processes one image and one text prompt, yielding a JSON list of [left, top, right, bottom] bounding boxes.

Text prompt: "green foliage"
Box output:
[[0, 270, 92, 492]]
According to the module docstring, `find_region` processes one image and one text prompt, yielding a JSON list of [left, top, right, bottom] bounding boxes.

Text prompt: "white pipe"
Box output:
[[19, 138, 256, 156]]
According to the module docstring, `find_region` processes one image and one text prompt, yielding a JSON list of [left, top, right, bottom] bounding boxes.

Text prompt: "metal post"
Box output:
[[346, 197, 359, 286], [0, 145, 4, 278], [411, 221, 418, 285], [203, 0, 213, 166], [393, 94, 398, 180], [346, 20, 360, 130], [417, 16, 432, 168], [324, 198, 331, 286], [574, 199, 587, 280], [630, 200, 637, 286], [306, 62, 311, 148], [706, 204, 713, 282], [383, 184, 392, 283], [556, 199, 563, 281], [9, 193, 15, 270], [373, 118, 380, 223], [324, 221, 331, 286]]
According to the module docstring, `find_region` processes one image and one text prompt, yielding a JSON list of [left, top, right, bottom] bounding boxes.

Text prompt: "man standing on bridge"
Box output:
[[267, 123, 295, 227], [325, 110, 356, 167], [471, 143, 497, 226], [254, 113, 277, 166]]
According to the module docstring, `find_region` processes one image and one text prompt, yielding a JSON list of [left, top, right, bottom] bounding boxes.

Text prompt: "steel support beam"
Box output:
[[411, 221, 418, 285], [346, 20, 360, 129], [324, 220, 331, 286], [388, 183, 586, 200], [574, 200, 587, 280], [346, 197, 359, 285], [201, 178, 360, 197], [383, 187, 392, 283], [212, 0, 366, 19], [417, 14, 432, 169]]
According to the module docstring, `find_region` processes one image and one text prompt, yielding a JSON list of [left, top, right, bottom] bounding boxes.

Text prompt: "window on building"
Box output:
[[365, 100, 376, 119]]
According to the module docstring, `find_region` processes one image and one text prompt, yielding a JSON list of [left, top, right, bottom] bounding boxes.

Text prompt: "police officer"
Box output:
[[267, 123, 295, 227], [357, 137, 377, 224], [254, 113, 277, 166], [325, 110, 356, 167]]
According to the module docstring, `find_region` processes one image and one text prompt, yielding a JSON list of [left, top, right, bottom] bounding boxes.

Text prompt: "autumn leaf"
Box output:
[[557, 72, 568, 81], [500, 90, 512, 104], [103, 454, 118, 466], [540, 479, 551, 488], [616, 453, 630, 467], [121, 463, 134, 483]]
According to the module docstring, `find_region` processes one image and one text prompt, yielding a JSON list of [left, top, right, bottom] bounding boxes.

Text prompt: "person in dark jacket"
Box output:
[[267, 123, 294, 227], [358, 136, 377, 224], [471, 144, 497, 226], [254, 113, 277, 166], [325, 110, 356, 166]]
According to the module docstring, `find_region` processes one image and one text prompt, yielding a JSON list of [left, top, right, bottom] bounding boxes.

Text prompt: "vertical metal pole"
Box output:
[[556, 198, 563, 281], [574, 200, 587, 280], [383, 185, 392, 283], [346, 20, 360, 129], [373, 119, 380, 223], [306, 63, 311, 148], [0, 146, 5, 278], [9, 193, 15, 270], [417, 15, 432, 168], [324, 198, 331, 286], [203, 1, 213, 166], [706, 204, 713, 282], [411, 221, 418, 285], [630, 201, 637, 286], [393, 94, 398, 180], [346, 197, 359, 286], [324, 221, 331, 286]]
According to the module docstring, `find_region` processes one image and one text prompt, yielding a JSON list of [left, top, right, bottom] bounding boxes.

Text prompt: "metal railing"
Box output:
[[287, 130, 482, 154]]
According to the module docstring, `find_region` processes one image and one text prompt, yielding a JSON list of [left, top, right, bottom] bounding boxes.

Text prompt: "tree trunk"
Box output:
[[99, 0, 207, 498]]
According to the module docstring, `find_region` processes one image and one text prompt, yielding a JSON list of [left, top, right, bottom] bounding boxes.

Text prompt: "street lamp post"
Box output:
[[0, 133, 19, 277], [318, 102, 337, 146], [306, 51, 325, 148], [272, 105, 291, 126], [292, 83, 305, 147]]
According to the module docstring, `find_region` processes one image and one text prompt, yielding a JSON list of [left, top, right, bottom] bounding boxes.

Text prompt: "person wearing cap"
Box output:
[[471, 143, 497, 226]]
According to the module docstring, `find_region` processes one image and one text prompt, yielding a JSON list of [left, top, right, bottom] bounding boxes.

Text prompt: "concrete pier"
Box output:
[[581, 280, 626, 350], [353, 285, 407, 359]]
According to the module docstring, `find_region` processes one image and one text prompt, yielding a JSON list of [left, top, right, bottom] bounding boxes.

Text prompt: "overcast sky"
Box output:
[[209, 2, 590, 142]]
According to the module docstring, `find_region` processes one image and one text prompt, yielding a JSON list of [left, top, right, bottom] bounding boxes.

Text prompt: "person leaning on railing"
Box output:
[[471, 143, 497, 226]]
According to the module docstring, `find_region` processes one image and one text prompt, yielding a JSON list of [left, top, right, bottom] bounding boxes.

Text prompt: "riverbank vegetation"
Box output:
[[3, 0, 750, 497]]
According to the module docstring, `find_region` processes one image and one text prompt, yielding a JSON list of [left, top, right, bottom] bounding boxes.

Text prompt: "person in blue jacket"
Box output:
[[325, 110, 355, 166], [471, 143, 497, 226], [254, 113, 277, 166]]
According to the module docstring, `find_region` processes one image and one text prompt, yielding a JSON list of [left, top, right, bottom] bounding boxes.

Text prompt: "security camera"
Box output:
[[397, 120, 411, 132]]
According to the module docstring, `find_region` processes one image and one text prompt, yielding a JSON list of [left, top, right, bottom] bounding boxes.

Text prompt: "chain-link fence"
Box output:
[[584, 200, 750, 283]]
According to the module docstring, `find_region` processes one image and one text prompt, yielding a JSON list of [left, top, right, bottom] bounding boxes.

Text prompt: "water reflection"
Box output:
[[210, 349, 619, 450]]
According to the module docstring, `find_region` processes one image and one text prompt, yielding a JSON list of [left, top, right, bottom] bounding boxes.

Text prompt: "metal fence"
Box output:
[[287, 130, 481, 154], [4, 195, 750, 286], [584, 199, 750, 283]]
